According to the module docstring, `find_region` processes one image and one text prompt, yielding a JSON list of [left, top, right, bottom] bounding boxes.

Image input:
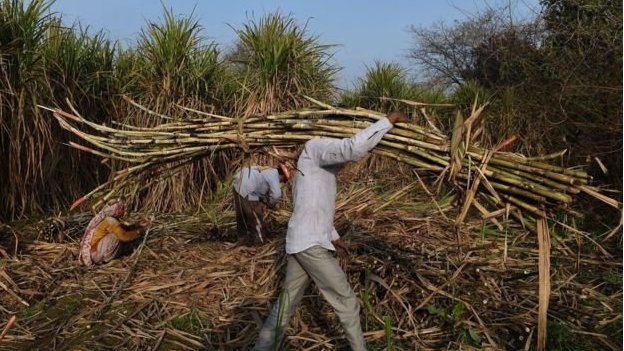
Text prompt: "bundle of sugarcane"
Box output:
[[43, 97, 619, 230]]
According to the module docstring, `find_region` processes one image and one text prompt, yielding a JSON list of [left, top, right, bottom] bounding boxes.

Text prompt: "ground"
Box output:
[[0, 167, 621, 350]]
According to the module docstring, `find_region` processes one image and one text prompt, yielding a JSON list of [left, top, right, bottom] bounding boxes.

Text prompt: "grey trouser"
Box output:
[[252, 245, 366, 351]]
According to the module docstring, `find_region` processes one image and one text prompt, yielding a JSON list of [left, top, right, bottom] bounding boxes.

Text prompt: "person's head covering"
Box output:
[[270, 147, 300, 181], [79, 199, 125, 266]]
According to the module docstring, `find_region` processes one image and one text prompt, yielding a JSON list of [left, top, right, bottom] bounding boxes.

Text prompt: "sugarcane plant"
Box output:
[[42, 95, 620, 232]]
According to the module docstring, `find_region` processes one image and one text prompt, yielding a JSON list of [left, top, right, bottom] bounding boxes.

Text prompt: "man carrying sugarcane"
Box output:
[[233, 164, 291, 244], [79, 200, 149, 267], [253, 111, 409, 351]]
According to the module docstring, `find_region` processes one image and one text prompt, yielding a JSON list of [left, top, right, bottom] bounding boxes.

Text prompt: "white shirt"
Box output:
[[285, 118, 393, 254], [233, 167, 282, 205]]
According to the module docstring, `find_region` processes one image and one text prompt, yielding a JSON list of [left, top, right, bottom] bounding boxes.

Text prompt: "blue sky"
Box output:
[[48, 0, 541, 88]]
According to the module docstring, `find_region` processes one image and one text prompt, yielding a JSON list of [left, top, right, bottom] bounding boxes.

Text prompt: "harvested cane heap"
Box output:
[[49, 96, 617, 228]]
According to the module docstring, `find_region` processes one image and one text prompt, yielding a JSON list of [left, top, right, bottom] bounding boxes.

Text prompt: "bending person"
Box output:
[[233, 164, 291, 244], [79, 200, 148, 266]]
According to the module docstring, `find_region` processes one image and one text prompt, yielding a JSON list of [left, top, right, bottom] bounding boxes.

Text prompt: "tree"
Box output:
[[407, 0, 622, 190], [407, 9, 532, 86]]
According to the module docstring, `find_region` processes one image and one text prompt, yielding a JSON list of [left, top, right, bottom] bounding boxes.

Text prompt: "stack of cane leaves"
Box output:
[[45, 97, 620, 231]]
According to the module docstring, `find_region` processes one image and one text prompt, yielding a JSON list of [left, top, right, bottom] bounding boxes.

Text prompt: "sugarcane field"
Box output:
[[0, 0, 622, 350]]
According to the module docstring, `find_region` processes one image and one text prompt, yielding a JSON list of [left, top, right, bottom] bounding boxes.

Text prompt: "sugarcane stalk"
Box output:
[[492, 164, 581, 194], [47, 100, 618, 218], [454, 173, 546, 203], [467, 151, 588, 184], [466, 146, 587, 179], [373, 149, 445, 171], [482, 168, 573, 203]]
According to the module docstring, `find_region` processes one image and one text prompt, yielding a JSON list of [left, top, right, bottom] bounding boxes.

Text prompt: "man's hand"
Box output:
[[387, 111, 410, 124], [332, 239, 350, 259]]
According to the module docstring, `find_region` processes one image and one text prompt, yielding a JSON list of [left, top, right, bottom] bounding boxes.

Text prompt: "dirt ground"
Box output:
[[0, 176, 621, 350]]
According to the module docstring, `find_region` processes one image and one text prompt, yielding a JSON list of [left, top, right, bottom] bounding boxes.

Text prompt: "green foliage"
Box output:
[[538, 0, 623, 184], [383, 315, 394, 351], [467, 328, 482, 345], [341, 61, 441, 112], [0, 0, 52, 218], [129, 6, 231, 108], [410, 0, 622, 190], [451, 302, 465, 322], [114, 7, 238, 213], [360, 269, 380, 329], [425, 303, 445, 318], [231, 12, 338, 114], [169, 308, 209, 336], [43, 21, 116, 106], [480, 221, 500, 241], [448, 79, 493, 109], [0, 0, 113, 218], [0, 0, 52, 85], [547, 320, 575, 351], [0, 1, 237, 218], [545, 317, 621, 351], [19, 298, 48, 318], [63, 299, 81, 314]]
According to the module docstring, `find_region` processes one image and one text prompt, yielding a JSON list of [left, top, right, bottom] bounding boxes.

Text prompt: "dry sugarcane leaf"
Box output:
[[536, 217, 551, 351], [419, 107, 444, 135], [456, 150, 493, 225], [472, 199, 504, 231], [449, 110, 465, 182]]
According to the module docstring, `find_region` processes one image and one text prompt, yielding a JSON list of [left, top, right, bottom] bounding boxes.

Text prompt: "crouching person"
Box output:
[[79, 200, 148, 267]]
